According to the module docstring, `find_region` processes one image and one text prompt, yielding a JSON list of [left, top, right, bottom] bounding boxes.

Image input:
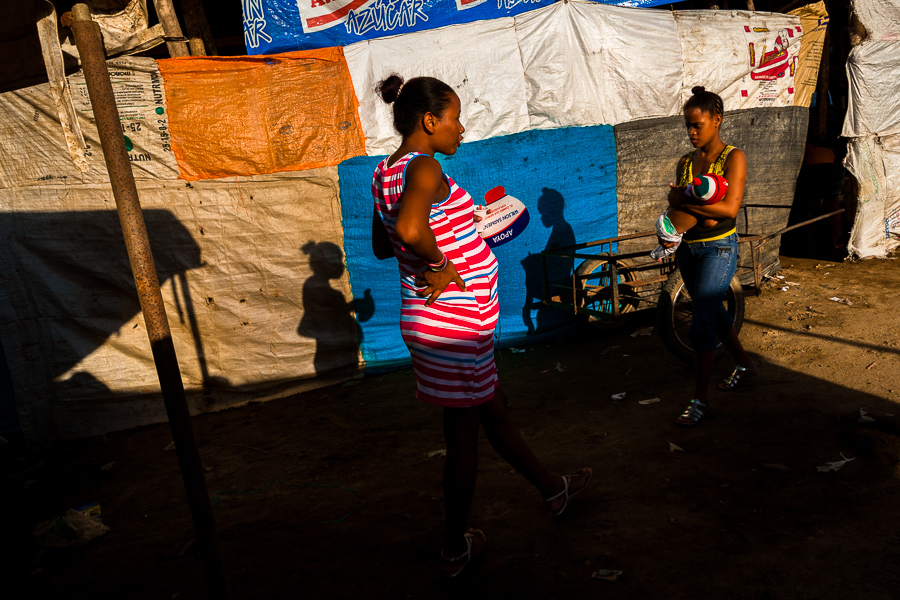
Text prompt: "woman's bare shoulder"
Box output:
[[725, 147, 746, 162]]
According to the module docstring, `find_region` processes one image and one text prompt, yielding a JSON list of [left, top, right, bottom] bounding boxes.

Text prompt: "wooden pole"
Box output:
[[152, 0, 190, 57], [181, 0, 218, 56], [815, 8, 831, 138], [61, 5, 231, 598]]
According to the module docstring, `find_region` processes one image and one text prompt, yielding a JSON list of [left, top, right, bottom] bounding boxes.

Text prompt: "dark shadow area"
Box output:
[[8, 319, 900, 599], [520, 188, 576, 335], [781, 136, 852, 261], [0, 210, 204, 436], [0, 337, 20, 438], [1, 209, 202, 376], [297, 241, 373, 376]]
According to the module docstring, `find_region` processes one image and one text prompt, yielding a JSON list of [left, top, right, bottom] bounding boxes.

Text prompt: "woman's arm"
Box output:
[[667, 156, 689, 206], [372, 210, 395, 260], [395, 156, 466, 305], [676, 149, 748, 220]]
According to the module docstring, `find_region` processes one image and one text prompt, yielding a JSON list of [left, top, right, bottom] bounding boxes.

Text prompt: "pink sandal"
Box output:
[[543, 467, 593, 517], [438, 529, 486, 577]]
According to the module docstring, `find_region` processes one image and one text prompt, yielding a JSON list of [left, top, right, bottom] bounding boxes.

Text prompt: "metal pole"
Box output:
[[61, 6, 231, 598]]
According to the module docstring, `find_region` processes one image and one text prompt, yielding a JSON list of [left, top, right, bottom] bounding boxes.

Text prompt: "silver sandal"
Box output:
[[676, 399, 708, 426], [719, 364, 758, 391]]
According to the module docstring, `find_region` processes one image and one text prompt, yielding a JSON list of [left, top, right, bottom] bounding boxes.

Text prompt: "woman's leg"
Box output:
[[719, 325, 754, 369], [479, 389, 591, 513], [479, 390, 561, 498], [442, 405, 483, 556], [676, 236, 737, 417], [693, 350, 716, 403]]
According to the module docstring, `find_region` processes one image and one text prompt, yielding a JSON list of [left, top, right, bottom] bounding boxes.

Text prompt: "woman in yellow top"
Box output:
[[658, 86, 757, 426]]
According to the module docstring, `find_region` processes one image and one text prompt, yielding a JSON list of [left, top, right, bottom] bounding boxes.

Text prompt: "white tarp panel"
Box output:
[[852, 0, 900, 39], [517, 2, 681, 129], [842, 40, 900, 137], [675, 10, 802, 110], [845, 135, 900, 258], [842, 1, 900, 257], [0, 168, 363, 442], [345, 18, 530, 157], [349, 2, 813, 153], [0, 57, 179, 188]]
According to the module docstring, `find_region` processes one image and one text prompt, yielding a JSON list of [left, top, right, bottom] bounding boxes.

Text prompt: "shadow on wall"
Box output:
[[520, 188, 576, 335], [0, 210, 202, 422], [297, 241, 374, 376]]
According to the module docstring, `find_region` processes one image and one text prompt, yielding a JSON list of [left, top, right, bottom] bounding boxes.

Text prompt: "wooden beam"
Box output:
[[181, 0, 218, 56], [152, 0, 189, 57], [33, 0, 88, 172], [815, 11, 831, 137]]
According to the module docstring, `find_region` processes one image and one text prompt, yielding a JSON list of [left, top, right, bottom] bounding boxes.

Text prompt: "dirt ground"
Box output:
[[8, 252, 900, 600]]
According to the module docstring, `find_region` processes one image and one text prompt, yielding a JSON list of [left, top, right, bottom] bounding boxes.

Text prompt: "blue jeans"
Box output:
[[675, 233, 738, 352]]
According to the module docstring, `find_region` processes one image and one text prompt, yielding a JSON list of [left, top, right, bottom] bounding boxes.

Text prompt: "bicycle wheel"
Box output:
[[656, 270, 744, 363], [574, 255, 640, 329]]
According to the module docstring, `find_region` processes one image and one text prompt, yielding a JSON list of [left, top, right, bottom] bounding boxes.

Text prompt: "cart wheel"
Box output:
[[574, 255, 640, 329], [656, 270, 744, 363]]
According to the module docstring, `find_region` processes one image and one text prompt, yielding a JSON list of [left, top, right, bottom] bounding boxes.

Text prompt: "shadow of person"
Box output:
[[521, 188, 576, 334], [297, 241, 374, 376]]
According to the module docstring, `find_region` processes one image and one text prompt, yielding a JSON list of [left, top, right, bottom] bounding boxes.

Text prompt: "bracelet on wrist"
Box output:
[[427, 253, 448, 272]]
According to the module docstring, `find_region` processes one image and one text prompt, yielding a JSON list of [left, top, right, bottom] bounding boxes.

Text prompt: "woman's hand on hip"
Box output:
[[415, 262, 466, 306]]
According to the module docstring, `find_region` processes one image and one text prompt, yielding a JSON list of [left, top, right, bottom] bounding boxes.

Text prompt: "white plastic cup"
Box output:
[[474, 205, 487, 234]]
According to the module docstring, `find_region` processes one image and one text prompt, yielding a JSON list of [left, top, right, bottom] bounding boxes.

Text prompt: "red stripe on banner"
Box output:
[[306, 0, 370, 28]]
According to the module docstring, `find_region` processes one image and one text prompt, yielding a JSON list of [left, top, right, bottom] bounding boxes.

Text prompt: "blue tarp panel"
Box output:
[[242, 0, 682, 54], [339, 125, 617, 369]]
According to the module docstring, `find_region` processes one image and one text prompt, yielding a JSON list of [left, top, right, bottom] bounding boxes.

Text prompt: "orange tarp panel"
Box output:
[[157, 47, 365, 181]]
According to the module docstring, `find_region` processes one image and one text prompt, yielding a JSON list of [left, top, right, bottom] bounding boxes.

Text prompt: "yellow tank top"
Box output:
[[679, 145, 737, 243]]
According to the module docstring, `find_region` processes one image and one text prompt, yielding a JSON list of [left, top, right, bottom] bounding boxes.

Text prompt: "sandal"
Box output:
[[676, 399, 708, 426], [719, 364, 758, 391], [438, 529, 485, 578], [543, 467, 592, 517]]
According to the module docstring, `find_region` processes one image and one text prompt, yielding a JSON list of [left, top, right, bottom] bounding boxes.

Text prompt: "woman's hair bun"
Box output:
[[376, 74, 405, 104], [691, 86, 706, 95]]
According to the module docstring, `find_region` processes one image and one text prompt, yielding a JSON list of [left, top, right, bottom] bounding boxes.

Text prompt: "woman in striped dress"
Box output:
[[371, 74, 591, 577]]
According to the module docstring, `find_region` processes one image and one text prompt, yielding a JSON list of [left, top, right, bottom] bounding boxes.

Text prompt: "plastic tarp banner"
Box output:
[[516, 2, 682, 128], [345, 0, 821, 155], [241, 0, 678, 54], [675, 10, 803, 110], [851, 0, 900, 39], [840, 1, 900, 257], [787, 1, 828, 108], [0, 57, 179, 188], [345, 18, 529, 156], [339, 126, 617, 367], [158, 48, 365, 180], [845, 135, 900, 258], [0, 168, 364, 442], [842, 40, 900, 138], [349, 2, 817, 156]]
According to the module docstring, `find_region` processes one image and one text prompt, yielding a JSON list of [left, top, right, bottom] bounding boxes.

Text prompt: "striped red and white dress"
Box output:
[[372, 152, 500, 407]]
